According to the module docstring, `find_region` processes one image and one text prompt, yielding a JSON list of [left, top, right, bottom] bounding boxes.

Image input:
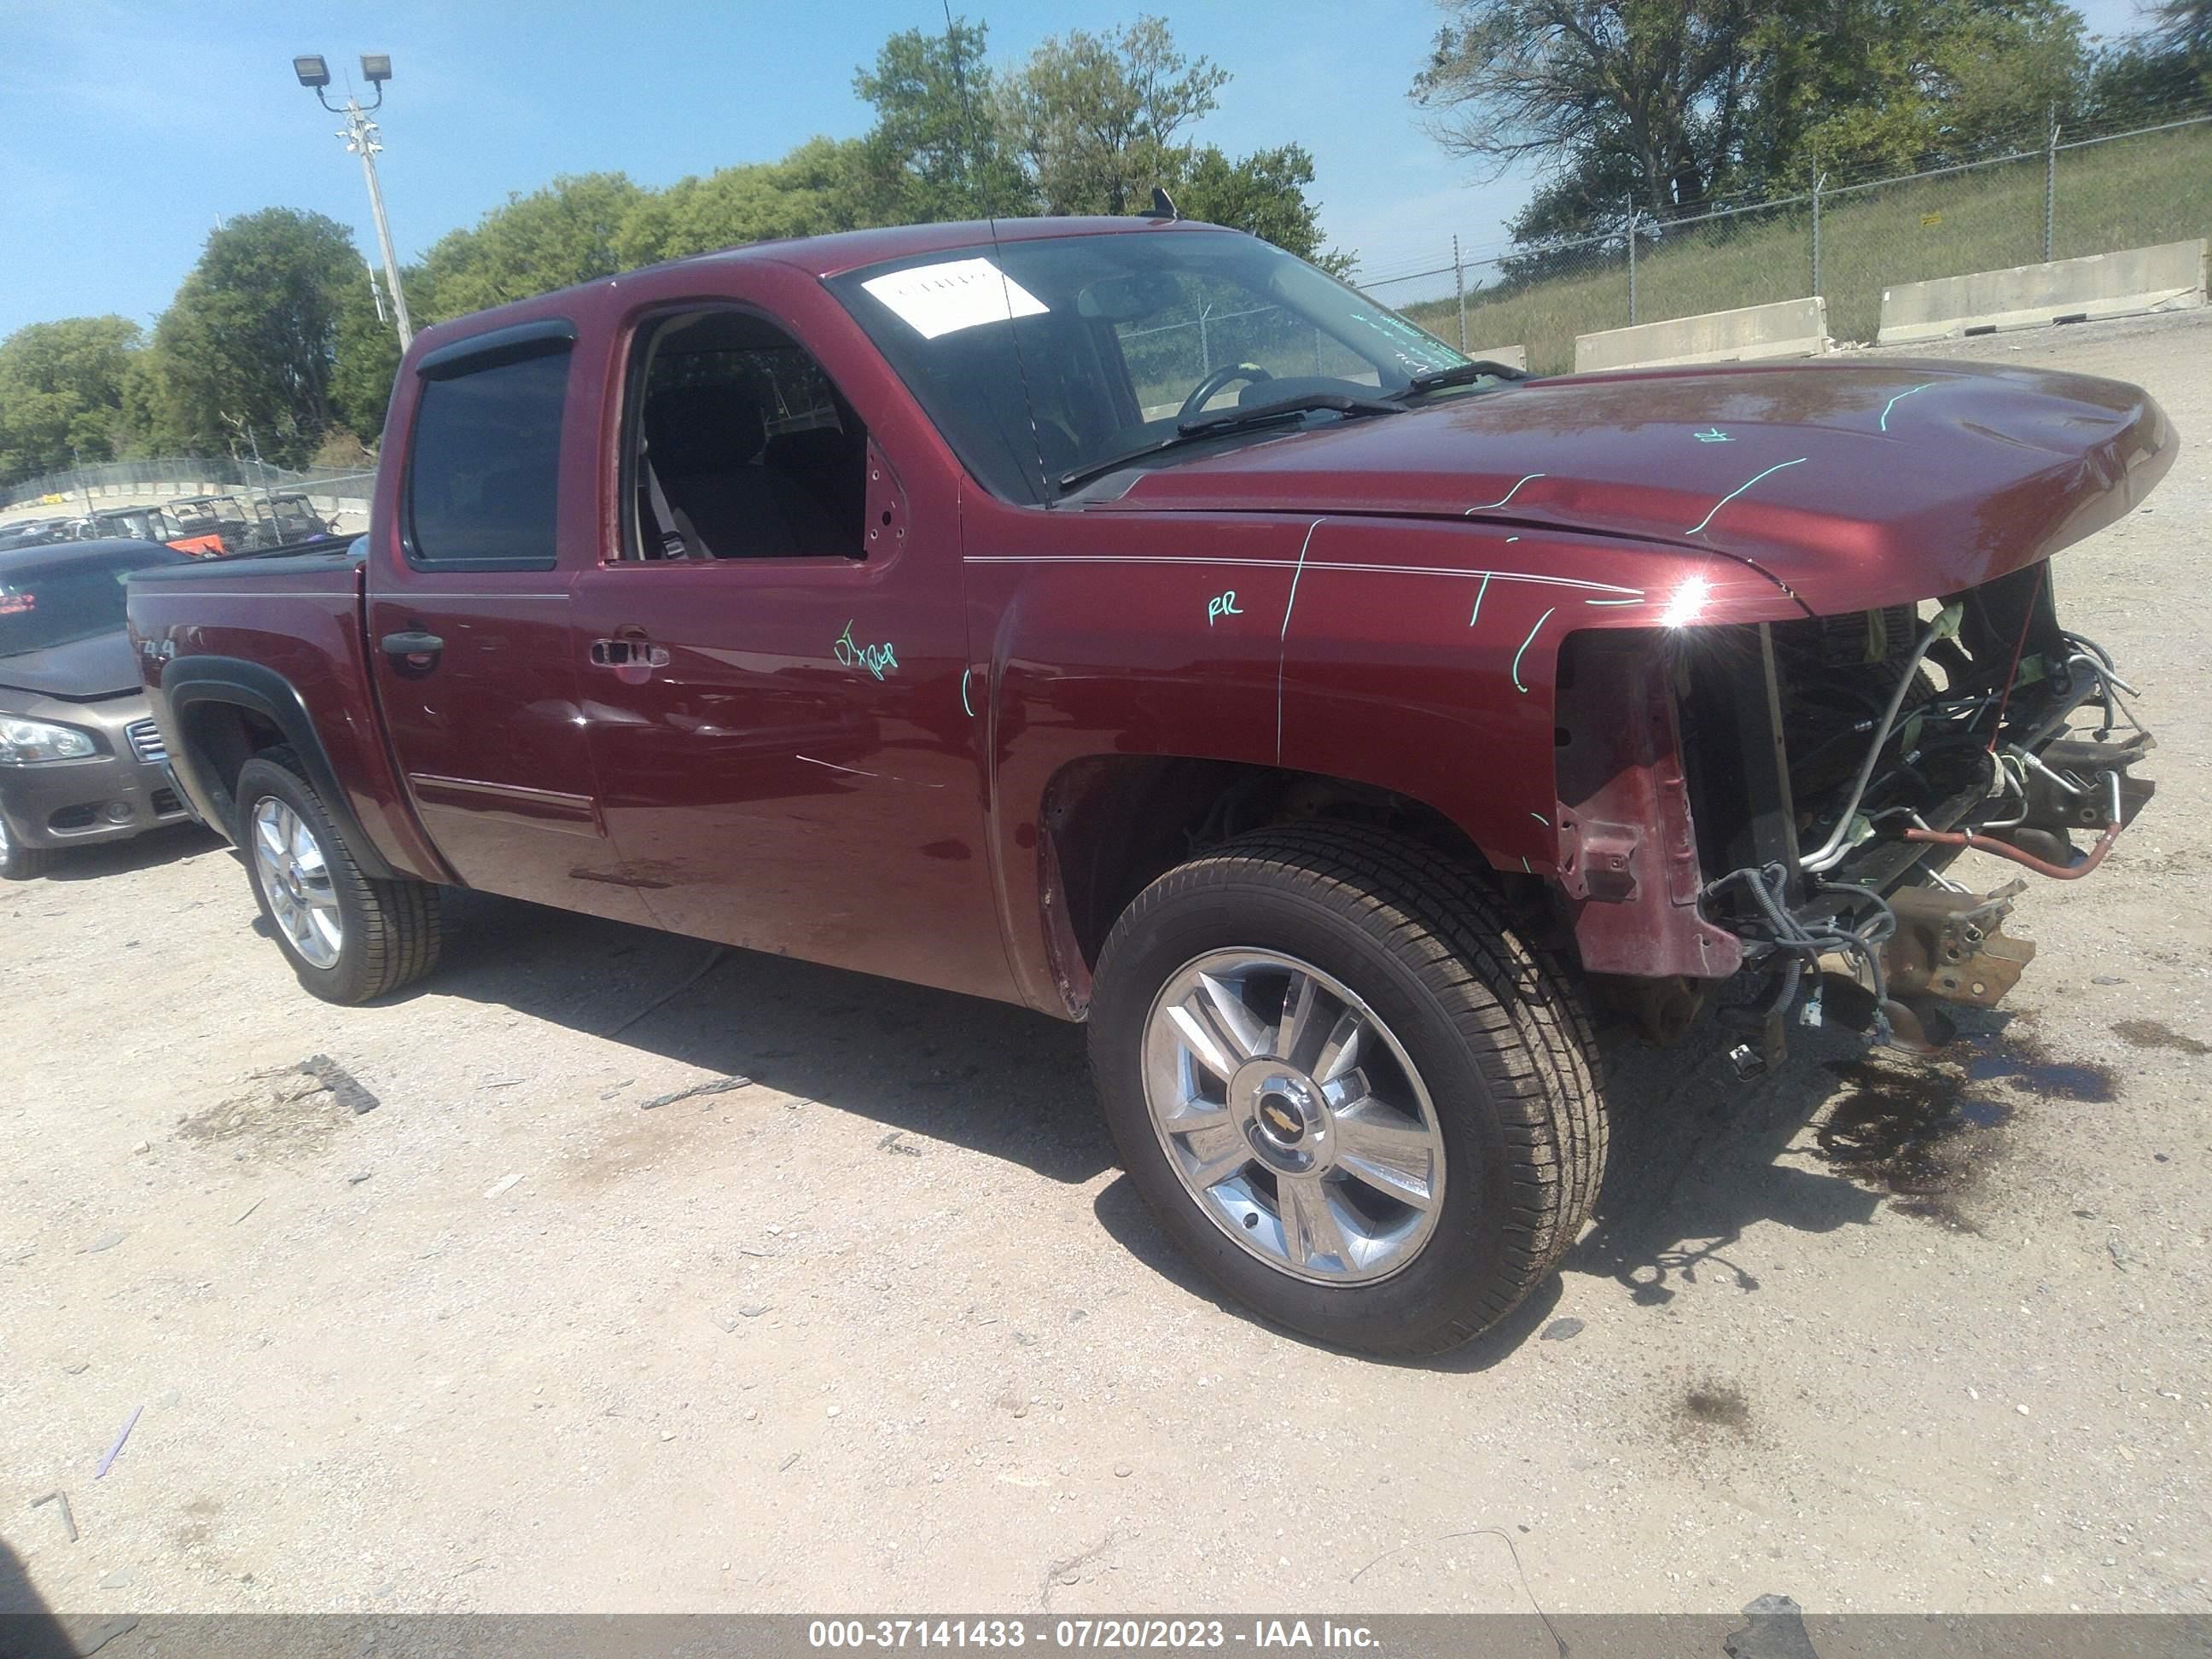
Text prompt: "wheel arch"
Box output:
[[157, 655, 404, 882], [1035, 753, 1538, 1016]]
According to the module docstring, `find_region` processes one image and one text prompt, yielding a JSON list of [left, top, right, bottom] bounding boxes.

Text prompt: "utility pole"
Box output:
[[294, 55, 413, 351]]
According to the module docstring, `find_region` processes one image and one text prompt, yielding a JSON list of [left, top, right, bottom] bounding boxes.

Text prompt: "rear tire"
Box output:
[[1088, 824, 1604, 1357], [236, 748, 445, 1004]]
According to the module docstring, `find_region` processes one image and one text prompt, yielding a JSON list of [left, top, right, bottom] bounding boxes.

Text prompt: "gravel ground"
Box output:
[[2, 311, 2208, 1621]]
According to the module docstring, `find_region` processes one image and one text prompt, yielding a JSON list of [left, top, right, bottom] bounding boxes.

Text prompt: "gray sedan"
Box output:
[[1, 539, 197, 878]]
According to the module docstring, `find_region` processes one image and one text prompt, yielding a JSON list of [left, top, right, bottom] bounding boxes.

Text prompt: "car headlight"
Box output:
[[0, 716, 99, 764]]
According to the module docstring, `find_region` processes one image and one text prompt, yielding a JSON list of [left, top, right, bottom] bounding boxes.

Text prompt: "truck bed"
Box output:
[[126, 547, 449, 884]]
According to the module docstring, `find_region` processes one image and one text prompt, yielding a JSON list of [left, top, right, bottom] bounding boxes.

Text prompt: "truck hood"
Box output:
[[1091, 358, 2175, 613], [0, 630, 140, 701]]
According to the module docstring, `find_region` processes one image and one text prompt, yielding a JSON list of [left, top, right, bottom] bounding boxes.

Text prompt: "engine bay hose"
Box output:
[[1901, 819, 2121, 881], [1903, 769, 2127, 881], [1800, 602, 1963, 874]]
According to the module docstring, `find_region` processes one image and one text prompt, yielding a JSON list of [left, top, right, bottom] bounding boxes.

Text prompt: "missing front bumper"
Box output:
[[1696, 585, 2155, 1063], [1881, 882, 2036, 1010]]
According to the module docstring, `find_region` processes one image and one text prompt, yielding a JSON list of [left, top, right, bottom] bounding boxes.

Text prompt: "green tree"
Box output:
[[2150, 0, 2211, 59], [0, 315, 143, 482], [1171, 143, 1351, 271], [853, 20, 1028, 220], [614, 138, 873, 266], [1416, 0, 2094, 225], [415, 172, 646, 322], [1414, 0, 1763, 217], [2083, 0, 2212, 121], [112, 348, 178, 459], [853, 15, 1347, 264], [329, 273, 403, 445], [1743, 0, 2086, 189], [143, 208, 364, 466], [998, 16, 1230, 215]]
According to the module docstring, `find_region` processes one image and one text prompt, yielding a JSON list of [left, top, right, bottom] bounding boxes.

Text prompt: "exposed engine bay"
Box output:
[[1599, 561, 2153, 1070]]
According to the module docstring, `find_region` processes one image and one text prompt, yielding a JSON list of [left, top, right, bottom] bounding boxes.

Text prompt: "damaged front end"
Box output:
[[1562, 561, 2153, 1069]]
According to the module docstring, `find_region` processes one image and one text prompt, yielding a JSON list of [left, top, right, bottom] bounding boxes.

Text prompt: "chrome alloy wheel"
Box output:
[[1142, 951, 1447, 1284], [251, 796, 342, 969]]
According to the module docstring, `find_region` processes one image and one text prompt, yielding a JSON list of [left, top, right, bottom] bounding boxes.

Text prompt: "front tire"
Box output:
[[235, 748, 445, 1004], [1089, 824, 1604, 1357], [0, 811, 55, 880]]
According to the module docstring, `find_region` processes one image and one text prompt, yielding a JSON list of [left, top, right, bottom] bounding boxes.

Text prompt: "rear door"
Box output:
[[368, 318, 650, 923]]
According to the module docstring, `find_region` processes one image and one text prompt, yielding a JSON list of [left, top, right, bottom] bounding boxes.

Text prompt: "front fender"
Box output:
[[968, 510, 1796, 1010]]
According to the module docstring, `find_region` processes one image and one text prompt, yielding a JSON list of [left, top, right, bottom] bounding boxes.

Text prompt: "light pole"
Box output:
[[293, 53, 414, 351]]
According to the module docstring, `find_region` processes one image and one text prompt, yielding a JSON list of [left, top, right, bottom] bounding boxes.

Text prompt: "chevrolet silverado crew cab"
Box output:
[[126, 215, 2169, 1355]]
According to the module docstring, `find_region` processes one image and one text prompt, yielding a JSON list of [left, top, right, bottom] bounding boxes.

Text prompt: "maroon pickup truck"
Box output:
[[126, 215, 2168, 1354]]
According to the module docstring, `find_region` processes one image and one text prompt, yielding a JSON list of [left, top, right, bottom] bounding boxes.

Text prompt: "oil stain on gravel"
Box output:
[[1963, 1023, 2116, 1102], [1815, 1022, 2116, 1231], [2113, 1018, 2212, 1057], [1679, 1382, 1753, 1436]]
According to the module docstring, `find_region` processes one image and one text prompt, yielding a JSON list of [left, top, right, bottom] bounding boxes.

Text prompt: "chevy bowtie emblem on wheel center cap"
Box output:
[[1254, 1075, 1318, 1147]]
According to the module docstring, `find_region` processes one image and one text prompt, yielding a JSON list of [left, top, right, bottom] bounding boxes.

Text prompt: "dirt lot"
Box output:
[[3, 311, 2209, 1621]]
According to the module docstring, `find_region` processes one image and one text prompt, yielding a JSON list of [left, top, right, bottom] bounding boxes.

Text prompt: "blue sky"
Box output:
[[0, 0, 2161, 340]]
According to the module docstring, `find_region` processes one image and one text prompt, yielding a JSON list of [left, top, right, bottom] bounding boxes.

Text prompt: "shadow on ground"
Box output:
[[423, 889, 1105, 1186], [387, 888, 1941, 1366], [0, 1534, 79, 1659], [1089, 1171, 1567, 1372], [1561, 1022, 1885, 1306], [28, 822, 225, 886]]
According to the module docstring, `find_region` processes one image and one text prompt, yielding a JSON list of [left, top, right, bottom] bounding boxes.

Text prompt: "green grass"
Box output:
[[1403, 125, 2212, 375]]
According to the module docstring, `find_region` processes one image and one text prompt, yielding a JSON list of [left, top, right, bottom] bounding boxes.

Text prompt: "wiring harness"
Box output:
[[1706, 863, 1901, 1046]]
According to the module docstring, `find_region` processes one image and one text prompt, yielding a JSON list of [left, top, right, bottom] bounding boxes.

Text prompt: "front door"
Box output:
[[369, 324, 649, 923], [569, 303, 1011, 999]]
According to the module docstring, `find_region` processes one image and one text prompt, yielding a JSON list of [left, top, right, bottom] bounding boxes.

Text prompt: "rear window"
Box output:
[[0, 544, 189, 656], [405, 347, 570, 568]]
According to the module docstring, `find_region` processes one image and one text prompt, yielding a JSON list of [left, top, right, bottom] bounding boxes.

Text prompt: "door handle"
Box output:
[[590, 638, 670, 669], [381, 629, 444, 659]]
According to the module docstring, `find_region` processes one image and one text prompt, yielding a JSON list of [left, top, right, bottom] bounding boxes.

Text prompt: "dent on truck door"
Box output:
[[569, 303, 1013, 999], [370, 330, 651, 923]]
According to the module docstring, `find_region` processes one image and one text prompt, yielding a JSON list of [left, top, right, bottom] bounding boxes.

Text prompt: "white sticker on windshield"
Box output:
[[862, 257, 1049, 341]]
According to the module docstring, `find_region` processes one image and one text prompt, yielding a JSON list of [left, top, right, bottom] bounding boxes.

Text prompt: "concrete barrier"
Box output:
[[1878, 239, 2208, 345], [1468, 344, 1528, 372], [1574, 297, 1829, 374]]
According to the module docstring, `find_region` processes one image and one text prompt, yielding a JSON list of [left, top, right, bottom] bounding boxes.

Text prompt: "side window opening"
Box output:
[[626, 310, 867, 562]]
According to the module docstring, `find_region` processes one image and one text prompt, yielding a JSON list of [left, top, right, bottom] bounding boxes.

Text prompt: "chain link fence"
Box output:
[[2, 456, 377, 516], [1357, 105, 2212, 375]]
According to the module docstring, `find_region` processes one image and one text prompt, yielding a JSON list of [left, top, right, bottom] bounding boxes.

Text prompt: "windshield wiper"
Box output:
[[1058, 393, 1405, 493], [1400, 359, 1529, 397]]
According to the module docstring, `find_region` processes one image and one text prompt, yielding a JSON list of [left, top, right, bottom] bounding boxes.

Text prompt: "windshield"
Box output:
[[0, 543, 189, 657], [829, 229, 1470, 503]]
